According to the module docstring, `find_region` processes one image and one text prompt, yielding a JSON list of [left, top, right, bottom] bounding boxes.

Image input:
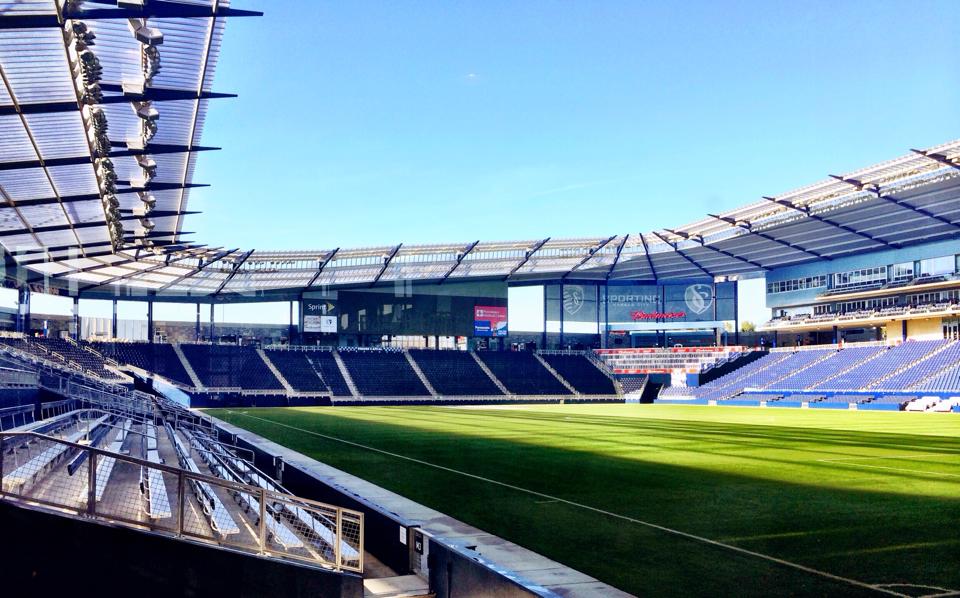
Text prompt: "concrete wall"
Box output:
[[0, 500, 362, 597], [907, 317, 943, 340]]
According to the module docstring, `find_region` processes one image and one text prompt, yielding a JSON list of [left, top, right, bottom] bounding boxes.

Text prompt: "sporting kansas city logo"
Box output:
[[684, 284, 713, 315], [563, 285, 585, 315]]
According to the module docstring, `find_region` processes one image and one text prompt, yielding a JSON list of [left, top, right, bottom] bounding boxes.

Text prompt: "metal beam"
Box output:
[[664, 228, 765, 270], [0, 2, 262, 29], [649, 231, 714, 278], [563, 235, 616, 279], [157, 248, 238, 292], [305, 248, 340, 289], [439, 240, 479, 283], [48, 255, 141, 279], [505, 238, 550, 281], [212, 249, 255, 295], [605, 234, 629, 281], [762, 196, 898, 250], [638, 233, 657, 282], [0, 144, 220, 172], [78, 248, 211, 291], [369, 244, 402, 287], [911, 149, 960, 172], [830, 175, 960, 232], [0, 213, 193, 237], [1, 183, 209, 209], [707, 214, 831, 261], [0, 89, 235, 117]]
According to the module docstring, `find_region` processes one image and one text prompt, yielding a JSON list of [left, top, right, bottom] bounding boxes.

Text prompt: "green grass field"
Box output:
[[207, 404, 960, 597]]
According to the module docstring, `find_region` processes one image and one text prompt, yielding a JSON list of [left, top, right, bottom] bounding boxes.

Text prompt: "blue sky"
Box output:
[[188, 0, 959, 251], [12, 1, 960, 327]]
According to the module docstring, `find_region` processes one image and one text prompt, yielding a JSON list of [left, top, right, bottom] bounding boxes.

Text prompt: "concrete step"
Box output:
[[257, 348, 293, 392], [363, 575, 433, 598]]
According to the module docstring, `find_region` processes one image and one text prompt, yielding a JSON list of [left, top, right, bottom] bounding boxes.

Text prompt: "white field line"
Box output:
[[227, 411, 909, 597], [818, 454, 960, 463], [820, 462, 960, 479]]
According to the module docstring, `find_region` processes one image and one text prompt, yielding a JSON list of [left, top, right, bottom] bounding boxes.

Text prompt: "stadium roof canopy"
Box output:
[[2, 3, 960, 302]]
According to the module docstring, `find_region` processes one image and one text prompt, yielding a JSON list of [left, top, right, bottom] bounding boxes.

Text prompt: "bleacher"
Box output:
[[307, 351, 353, 396], [594, 346, 743, 374], [409, 350, 503, 396], [660, 340, 960, 407], [91, 341, 194, 387], [338, 349, 430, 397], [539, 353, 616, 395], [0, 336, 125, 382], [771, 346, 881, 390], [840, 340, 951, 390], [180, 344, 283, 390], [264, 350, 330, 393], [477, 351, 571, 396]]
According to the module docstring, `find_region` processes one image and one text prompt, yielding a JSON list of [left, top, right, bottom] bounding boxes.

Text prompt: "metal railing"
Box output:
[[0, 430, 363, 573]]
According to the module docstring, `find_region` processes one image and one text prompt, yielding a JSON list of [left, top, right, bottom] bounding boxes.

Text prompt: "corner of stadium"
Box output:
[[0, 3, 958, 598]]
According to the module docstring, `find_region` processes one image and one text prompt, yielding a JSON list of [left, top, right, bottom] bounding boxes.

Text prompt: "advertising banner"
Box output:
[[474, 305, 508, 337], [303, 299, 337, 333]]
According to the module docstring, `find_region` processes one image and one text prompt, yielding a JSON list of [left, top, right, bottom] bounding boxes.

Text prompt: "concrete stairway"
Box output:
[[404, 351, 438, 397], [533, 353, 578, 395], [257, 348, 293, 393], [470, 351, 510, 395], [332, 351, 361, 398], [172, 343, 204, 390]]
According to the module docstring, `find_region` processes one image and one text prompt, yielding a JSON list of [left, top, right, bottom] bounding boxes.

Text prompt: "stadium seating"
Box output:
[[0, 336, 123, 381], [773, 346, 882, 390], [837, 340, 951, 390], [264, 350, 329, 393], [476, 351, 571, 395], [306, 351, 353, 396], [408, 350, 503, 396], [91, 341, 194, 387], [338, 349, 430, 397], [180, 344, 283, 390], [875, 341, 960, 390], [539, 354, 616, 395]]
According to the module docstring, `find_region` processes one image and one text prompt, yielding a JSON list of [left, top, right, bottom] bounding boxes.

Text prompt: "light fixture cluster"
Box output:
[[67, 19, 125, 250], [127, 17, 164, 248]]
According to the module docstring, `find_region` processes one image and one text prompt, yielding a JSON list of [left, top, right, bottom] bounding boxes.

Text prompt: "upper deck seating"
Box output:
[[476, 351, 571, 395], [180, 344, 282, 390], [91, 341, 194, 387], [338, 349, 430, 397], [408, 350, 503, 396], [540, 354, 616, 395]]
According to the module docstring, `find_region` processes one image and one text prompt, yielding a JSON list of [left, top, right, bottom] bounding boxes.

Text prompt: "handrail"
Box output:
[[0, 430, 364, 573]]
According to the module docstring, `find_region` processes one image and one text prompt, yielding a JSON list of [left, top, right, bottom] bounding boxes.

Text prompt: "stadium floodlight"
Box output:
[[134, 25, 163, 46], [142, 45, 161, 82], [136, 102, 159, 121], [139, 218, 155, 231], [142, 119, 158, 143], [137, 155, 157, 176], [138, 192, 157, 211]]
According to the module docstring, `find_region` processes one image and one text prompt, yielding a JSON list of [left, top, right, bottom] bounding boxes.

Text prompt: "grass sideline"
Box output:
[[206, 404, 960, 597]]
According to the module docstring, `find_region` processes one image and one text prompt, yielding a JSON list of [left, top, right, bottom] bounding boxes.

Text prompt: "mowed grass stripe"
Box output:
[[209, 405, 960, 597]]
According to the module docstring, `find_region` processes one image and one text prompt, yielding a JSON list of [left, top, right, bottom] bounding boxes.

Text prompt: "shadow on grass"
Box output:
[[209, 407, 960, 597]]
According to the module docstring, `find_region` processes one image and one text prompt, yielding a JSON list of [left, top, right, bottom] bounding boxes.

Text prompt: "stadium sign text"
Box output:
[[630, 310, 686, 320]]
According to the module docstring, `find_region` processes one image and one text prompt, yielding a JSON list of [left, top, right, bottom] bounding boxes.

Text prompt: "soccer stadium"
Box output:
[[0, 2, 958, 597]]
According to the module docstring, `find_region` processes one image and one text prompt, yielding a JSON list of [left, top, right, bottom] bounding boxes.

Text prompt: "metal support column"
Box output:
[[210, 304, 215, 342], [147, 301, 154, 344], [111, 300, 118, 339], [195, 304, 201, 342], [72, 296, 80, 341], [602, 283, 609, 348], [288, 301, 295, 344], [733, 282, 740, 346], [16, 286, 30, 334], [541, 286, 547, 350], [559, 282, 565, 349]]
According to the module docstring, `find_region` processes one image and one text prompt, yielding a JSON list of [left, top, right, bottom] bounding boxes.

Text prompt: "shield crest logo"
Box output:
[[684, 284, 713, 315], [563, 285, 585, 315]]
